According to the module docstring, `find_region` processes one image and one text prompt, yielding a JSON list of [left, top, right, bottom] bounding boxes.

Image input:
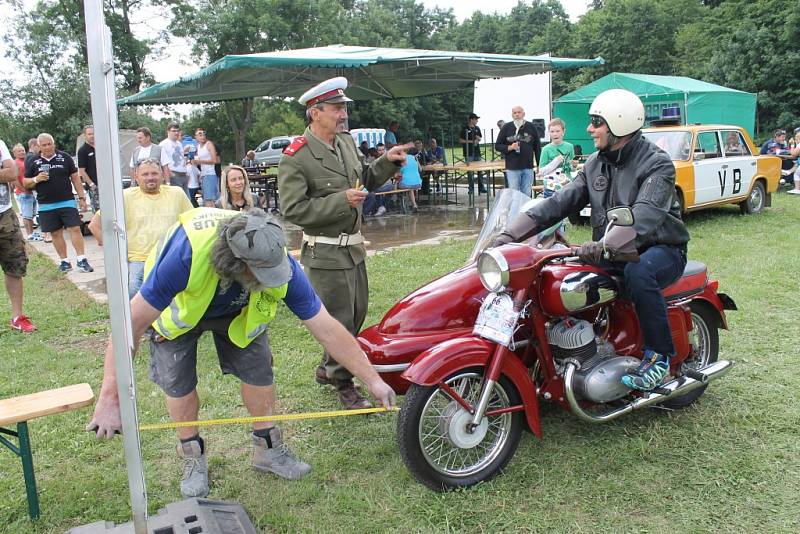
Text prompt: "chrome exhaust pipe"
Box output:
[[564, 360, 734, 424]]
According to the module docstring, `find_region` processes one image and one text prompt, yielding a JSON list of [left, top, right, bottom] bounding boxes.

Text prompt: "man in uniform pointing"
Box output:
[[279, 77, 411, 409]]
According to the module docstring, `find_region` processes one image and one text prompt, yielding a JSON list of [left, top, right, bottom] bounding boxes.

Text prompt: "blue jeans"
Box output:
[[128, 261, 145, 299], [622, 245, 687, 356], [363, 181, 395, 215], [505, 168, 534, 197]]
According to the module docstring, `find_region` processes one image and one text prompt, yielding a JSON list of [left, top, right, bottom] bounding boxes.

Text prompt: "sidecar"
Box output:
[[359, 264, 488, 394]]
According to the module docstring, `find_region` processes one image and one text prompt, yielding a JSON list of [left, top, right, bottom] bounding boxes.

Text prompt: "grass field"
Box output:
[[1, 193, 799, 533]]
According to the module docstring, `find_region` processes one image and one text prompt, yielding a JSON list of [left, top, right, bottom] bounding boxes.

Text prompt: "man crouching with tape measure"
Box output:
[[86, 207, 396, 499]]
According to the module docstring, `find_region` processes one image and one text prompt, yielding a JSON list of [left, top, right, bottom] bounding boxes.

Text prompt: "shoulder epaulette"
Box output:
[[283, 136, 307, 156]]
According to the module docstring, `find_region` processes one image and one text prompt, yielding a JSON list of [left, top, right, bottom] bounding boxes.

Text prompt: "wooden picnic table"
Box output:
[[421, 160, 507, 207], [247, 167, 280, 212]]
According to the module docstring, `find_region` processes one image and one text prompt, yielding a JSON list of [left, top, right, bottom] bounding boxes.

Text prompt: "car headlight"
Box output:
[[477, 249, 510, 292]]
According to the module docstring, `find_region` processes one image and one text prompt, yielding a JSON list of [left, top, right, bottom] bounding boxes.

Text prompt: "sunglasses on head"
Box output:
[[589, 116, 606, 128]]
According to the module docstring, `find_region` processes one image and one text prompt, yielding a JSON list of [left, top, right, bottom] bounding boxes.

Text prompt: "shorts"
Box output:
[[0, 209, 28, 277], [148, 314, 274, 398], [15, 193, 37, 220], [201, 174, 220, 202], [39, 206, 82, 232]]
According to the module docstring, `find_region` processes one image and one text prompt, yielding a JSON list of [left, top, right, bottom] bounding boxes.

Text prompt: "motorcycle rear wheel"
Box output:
[[397, 370, 523, 491], [662, 301, 720, 409]]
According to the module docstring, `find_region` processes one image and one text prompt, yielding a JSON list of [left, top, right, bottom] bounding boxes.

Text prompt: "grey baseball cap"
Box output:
[[225, 213, 292, 288]]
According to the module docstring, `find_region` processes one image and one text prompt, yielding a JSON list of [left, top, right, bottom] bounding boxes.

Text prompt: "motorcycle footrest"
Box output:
[[651, 386, 672, 396]]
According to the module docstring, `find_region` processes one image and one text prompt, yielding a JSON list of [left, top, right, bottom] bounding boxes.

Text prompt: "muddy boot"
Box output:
[[176, 440, 209, 498], [335, 379, 373, 410], [252, 427, 312, 480]]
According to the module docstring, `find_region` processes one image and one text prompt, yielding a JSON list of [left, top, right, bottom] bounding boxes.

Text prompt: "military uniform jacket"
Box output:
[[278, 127, 397, 269]]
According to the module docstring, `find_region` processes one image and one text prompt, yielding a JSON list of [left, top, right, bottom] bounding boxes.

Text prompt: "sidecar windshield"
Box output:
[[467, 188, 562, 264]]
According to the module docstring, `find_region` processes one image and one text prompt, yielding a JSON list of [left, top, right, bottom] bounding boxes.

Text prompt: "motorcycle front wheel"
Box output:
[[397, 370, 523, 491]]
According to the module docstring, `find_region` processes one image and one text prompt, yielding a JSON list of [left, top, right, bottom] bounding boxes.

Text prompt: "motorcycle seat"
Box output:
[[610, 260, 707, 301], [662, 260, 707, 301]]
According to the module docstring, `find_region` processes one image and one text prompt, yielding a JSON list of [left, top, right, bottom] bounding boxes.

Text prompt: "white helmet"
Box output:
[[589, 89, 644, 137]]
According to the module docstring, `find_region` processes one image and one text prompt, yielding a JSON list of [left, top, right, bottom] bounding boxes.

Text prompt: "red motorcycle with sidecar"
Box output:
[[359, 189, 736, 491]]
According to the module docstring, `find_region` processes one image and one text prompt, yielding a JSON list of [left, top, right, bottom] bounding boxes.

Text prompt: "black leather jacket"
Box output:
[[524, 131, 689, 252]]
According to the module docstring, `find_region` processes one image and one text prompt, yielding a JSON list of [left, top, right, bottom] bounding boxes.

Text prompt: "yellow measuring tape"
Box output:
[[139, 406, 398, 431]]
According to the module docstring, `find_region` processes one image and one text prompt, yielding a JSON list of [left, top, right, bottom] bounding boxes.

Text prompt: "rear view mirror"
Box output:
[[606, 206, 634, 227]]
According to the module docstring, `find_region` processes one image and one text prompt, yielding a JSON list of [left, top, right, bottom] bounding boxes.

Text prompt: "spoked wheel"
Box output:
[[662, 302, 719, 409], [397, 370, 523, 491]]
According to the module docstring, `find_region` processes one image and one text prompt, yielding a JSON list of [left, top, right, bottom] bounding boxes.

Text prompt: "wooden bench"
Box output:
[[374, 188, 415, 213], [0, 383, 94, 519]]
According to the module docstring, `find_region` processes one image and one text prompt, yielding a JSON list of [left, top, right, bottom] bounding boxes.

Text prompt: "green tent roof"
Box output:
[[556, 72, 753, 103], [118, 44, 604, 106]]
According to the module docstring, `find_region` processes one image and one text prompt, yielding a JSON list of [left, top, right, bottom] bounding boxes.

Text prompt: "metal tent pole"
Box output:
[[84, 1, 148, 532]]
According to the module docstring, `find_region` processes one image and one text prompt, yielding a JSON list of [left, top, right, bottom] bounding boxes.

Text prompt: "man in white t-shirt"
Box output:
[[159, 122, 190, 199], [130, 127, 170, 181], [0, 138, 36, 332]]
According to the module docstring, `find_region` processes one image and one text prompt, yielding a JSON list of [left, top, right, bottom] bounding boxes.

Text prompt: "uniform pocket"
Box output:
[[311, 177, 344, 196]]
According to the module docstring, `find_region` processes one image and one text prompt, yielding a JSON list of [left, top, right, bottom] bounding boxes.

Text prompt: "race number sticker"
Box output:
[[473, 293, 519, 347]]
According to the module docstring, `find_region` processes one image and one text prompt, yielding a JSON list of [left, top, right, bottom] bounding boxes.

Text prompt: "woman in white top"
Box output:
[[191, 128, 219, 206]]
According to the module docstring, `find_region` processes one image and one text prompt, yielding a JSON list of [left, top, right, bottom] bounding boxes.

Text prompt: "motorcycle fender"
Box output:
[[697, 282, 734, 330], [402, 337, 542, 438]]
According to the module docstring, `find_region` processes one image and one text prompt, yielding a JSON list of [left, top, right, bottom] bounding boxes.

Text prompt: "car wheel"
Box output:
[[739, 181, 765, 214]]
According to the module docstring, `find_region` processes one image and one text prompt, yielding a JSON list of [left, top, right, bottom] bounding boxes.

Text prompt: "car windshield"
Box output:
[[642, 131, 693, 161]]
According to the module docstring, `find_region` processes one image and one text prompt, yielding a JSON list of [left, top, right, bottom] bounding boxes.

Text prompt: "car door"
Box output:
[[720, 129, 756, 202], [691, 131, 727, 206], [266, 138, 291, 164]]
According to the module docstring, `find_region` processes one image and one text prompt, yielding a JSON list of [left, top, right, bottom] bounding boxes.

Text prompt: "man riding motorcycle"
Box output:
[[494, 89, 690, 391]]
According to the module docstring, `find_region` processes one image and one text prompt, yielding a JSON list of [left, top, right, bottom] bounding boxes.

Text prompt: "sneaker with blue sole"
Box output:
[[76, 258, 94, 273], [622, 350, 670, 391], [59, 260, 72, 273]]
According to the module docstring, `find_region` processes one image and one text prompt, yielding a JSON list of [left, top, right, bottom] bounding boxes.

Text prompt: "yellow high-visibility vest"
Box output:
[[144, 208, 288, 347]]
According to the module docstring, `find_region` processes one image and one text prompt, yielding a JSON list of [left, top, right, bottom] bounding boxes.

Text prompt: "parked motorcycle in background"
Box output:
[[359, 189, 737, 491]]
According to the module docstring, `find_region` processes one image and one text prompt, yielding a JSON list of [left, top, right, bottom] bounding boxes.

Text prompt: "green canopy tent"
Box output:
[[553, 72, 757, 155], [118, 44, 604, 105]]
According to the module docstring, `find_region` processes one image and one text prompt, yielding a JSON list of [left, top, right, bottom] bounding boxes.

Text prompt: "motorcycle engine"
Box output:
[[547, 318, 640, 403]]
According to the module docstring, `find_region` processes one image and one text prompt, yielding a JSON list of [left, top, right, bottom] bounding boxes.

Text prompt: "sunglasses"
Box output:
[[589, 116, 606, 128]]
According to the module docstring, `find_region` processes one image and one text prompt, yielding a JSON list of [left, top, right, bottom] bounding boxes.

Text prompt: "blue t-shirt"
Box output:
[[385, 130, 397, 146], [140, 226, 321, 321], [399, 155, 422, 187]]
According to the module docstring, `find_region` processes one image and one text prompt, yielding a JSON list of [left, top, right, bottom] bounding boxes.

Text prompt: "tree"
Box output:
[[162, 0, 352, 159], [0, 0, 156, 146]]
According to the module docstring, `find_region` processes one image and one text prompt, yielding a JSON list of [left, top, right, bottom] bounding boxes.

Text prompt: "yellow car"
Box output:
[[642, 124, 781, 214]]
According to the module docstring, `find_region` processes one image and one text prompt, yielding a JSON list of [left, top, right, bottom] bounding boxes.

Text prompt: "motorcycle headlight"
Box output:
[[477, 249, 510, 292]]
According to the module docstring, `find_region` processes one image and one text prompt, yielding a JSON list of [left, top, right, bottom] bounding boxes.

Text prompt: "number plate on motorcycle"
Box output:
[[473, 293, 519, 346]]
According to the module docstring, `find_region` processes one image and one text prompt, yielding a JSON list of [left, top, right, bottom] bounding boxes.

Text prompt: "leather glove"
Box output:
[[491, 213, 540, 248], [577, 241, 604, 263], [492, 231, 515, 248]]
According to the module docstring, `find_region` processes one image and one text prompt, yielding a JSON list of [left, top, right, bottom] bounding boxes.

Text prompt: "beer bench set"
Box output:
[[0, 383, 94, 519], [373, 187, 415, 214]]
